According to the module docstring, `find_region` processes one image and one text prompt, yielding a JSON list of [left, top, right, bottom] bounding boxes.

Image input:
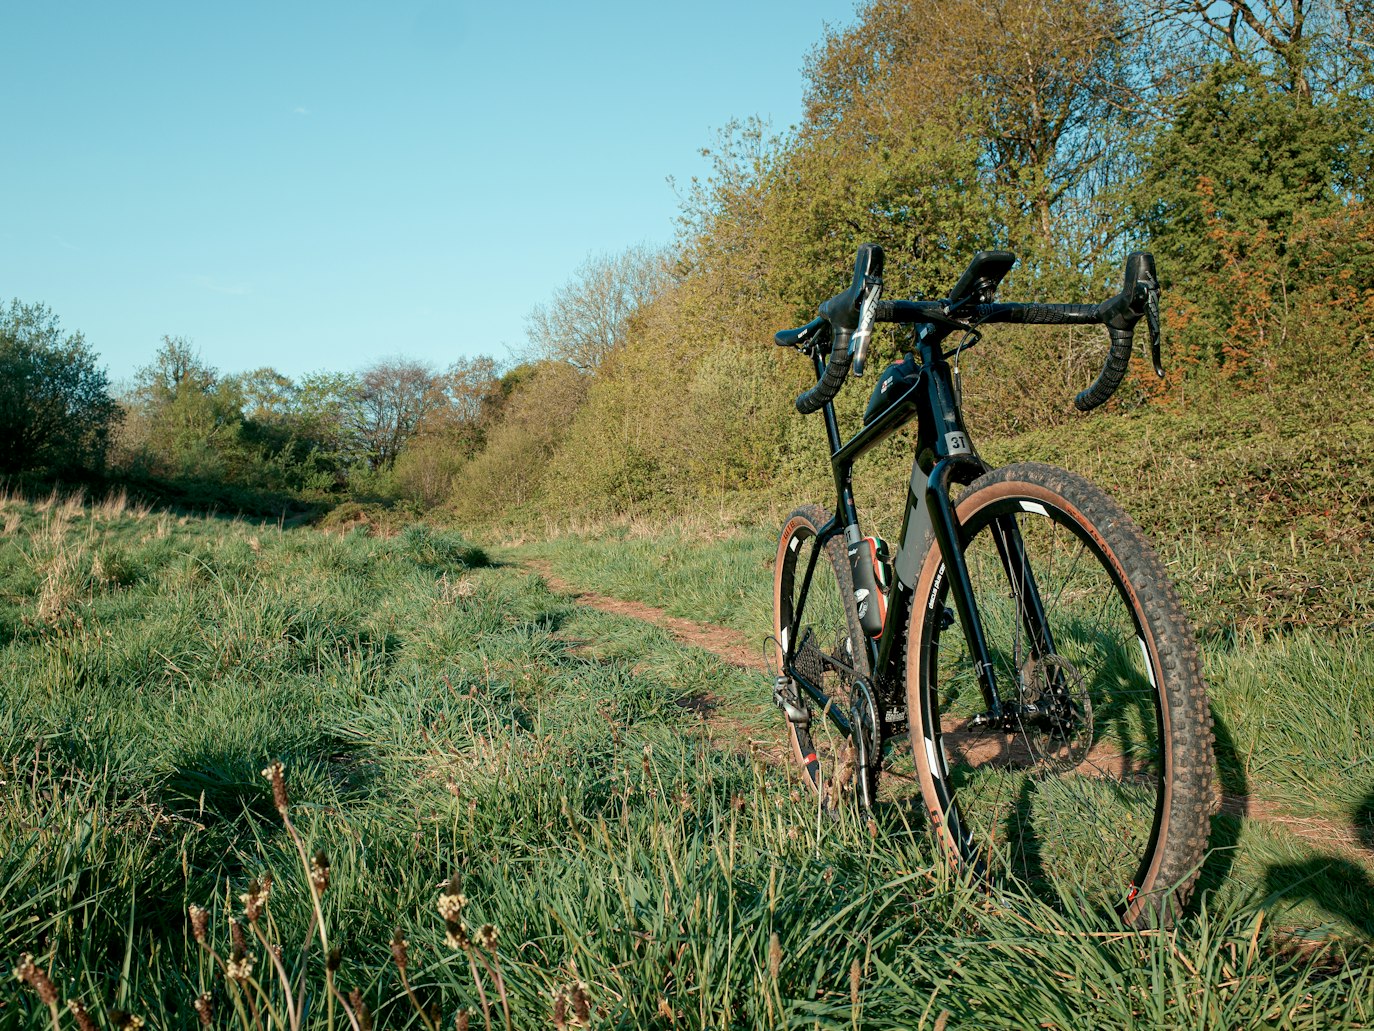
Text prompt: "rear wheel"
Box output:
[[906, 463, 1213, 926], [773, 505, 876, 809]]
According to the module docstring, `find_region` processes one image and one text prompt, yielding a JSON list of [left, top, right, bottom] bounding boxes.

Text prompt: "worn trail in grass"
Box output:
[[510, 524, 1374, 938], [529, 552, 1374, 866]]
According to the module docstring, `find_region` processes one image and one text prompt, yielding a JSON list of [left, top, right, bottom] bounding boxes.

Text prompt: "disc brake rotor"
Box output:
[[1019, 654, 1093, 771]]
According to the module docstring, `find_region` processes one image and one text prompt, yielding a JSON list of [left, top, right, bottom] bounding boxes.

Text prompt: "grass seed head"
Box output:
[[571, 981, 591, 1025], [225, 950, 255, 983], [769, 932, 782, 980], [310, 851, 331, 893], [456, 1008, 470, 1031], [436, 878, 467, 920], [193, 993, 213, 1027], [444, 920, 470, 950], [261, 762, 288, 814], [350, 989, 373, 1031], [109, 1010, 145, 1030], [241, 877, 270, 923], [12, 954, 58, 1006], [390, 930, 409, 971], [477, 923, 498, 950], [67, 999, 98, 1031], [327, 947, 342, 972], [188, 904, 209, 943]]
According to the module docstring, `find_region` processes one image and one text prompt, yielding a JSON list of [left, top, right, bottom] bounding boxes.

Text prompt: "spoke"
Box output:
[[1045, 536, 1089, 621], [933, 497, 1165, 911]]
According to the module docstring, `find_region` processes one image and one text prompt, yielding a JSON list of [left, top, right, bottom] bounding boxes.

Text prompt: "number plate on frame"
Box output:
[[944, 431, 971, 455]]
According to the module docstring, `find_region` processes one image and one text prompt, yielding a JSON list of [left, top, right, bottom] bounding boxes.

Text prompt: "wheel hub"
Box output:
[[1019, 654, 1093, 769]]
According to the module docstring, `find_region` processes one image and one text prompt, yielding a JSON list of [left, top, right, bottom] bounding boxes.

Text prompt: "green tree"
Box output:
[[454, 361, 588, 518], [0, 300, 120, 475], [392, 356, 505, 508], [230, 367, 298, 422], [1139, 58, 1372, 372], [800, 0, 1144, 275], [129, 336, 245, 477]]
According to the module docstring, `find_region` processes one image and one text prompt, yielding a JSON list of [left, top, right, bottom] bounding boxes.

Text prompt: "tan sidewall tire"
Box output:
[[904, 462, 1214, 926], [773, 505, 872, 798]]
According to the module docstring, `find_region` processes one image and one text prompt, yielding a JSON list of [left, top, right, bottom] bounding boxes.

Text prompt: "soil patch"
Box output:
[[526, 560, 767, 673]]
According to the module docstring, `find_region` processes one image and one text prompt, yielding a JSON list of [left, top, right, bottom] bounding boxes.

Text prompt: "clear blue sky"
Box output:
[[1, 1, 855, 386]]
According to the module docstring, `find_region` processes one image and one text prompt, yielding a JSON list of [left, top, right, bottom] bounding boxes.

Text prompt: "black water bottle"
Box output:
[[848, 535, 892, 638]]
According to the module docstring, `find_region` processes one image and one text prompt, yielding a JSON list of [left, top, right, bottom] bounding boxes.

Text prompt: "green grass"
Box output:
[[2, 488, 1372, 1028], [509, 516, 1374, 940]]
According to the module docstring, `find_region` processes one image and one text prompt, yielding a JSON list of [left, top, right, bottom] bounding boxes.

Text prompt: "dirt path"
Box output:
[[524, 560, 1374, 865], [526, 560, 768, 673]]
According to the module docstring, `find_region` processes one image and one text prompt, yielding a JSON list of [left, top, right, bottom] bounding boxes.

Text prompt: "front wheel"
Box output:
[[906, 463, 1213, 926]]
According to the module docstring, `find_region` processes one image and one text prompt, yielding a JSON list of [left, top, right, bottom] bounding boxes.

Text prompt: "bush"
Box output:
[[0, 300, 120, 475]]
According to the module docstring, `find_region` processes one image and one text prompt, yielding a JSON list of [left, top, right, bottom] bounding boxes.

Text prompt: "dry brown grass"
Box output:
[[94, 487, 149, 522], [35, 539, 89, 626]]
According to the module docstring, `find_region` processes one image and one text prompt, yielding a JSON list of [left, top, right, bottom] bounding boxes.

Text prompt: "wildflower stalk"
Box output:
[[226, 915, 271, 1030], [188, 909, 255, 1031], [391, 932, 438, 1031], [471, 944, 511, 1031], [466, 952, 493, 1031], [248, 919, 299, 1030], [324, 950, 358, 1031], [325, 967, 361, 1031], [293, 906, 321, 1028], [263, 761, 338, 1030], [227, 968, 276, 1031], [12, 954, 62, 1031]]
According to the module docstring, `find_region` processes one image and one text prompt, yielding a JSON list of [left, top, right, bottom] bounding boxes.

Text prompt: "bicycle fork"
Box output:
[[909, 457, 1061, 729]]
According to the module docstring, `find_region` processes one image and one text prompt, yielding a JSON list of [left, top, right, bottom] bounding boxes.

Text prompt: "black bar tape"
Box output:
[[1074, 328, 1134, 411], [871, 301, 1099, 325], [795, 330, 853, 414], [979, 303, 1099, 325]]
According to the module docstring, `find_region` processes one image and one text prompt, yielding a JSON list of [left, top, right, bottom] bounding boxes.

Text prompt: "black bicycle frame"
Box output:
[[783, 322, 1058, 751]]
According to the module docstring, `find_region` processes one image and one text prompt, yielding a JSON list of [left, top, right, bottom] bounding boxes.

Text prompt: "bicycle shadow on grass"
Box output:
[[1200, 710, 1374, 938], [1194, 706, 1245, 904], [1261, 786, 1374, 939]]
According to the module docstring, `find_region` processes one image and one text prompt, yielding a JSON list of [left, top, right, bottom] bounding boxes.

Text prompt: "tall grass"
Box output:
[[2, 493, 1371, 1027]]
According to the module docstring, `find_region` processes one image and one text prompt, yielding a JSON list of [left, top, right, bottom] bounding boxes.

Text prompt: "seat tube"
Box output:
[[926, 458, 1004, 719]]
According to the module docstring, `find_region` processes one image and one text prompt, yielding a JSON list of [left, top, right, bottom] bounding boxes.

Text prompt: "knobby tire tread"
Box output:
[[905, 462, 1214, 926], [773, 505, 876, 807]]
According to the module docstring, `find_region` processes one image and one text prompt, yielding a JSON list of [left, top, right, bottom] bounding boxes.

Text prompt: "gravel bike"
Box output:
[[770, 243, 1214, 926]]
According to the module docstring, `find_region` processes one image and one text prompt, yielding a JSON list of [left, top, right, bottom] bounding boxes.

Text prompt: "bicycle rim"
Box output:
[[774, 507, 872, 808], [910, 480, 1175, 917]]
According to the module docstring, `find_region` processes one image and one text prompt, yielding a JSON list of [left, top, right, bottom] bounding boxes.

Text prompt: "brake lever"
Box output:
[[1141, 275, 1163, 378], [849, 276, 883, 375]]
